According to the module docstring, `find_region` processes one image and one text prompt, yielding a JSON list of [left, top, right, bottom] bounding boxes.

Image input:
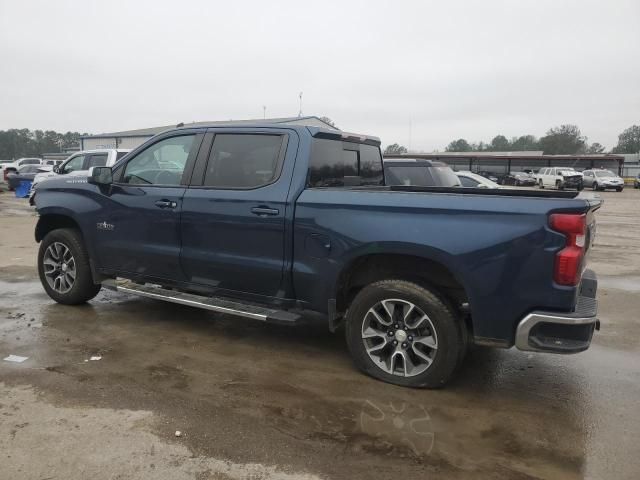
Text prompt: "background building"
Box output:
[[384, 151, 626, 176], [79, 116, 337, 150]]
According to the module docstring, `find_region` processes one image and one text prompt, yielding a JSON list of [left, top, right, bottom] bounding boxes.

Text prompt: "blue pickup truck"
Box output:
[[33, 124, 601, 387]]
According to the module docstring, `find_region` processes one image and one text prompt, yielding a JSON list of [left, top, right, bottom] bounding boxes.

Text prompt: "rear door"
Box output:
[[180, 128, 298, 298], [94, 132, 203, 281]]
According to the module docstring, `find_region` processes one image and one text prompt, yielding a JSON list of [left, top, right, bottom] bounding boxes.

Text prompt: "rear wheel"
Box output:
[[556, 180, 564, 190], [345, 280, 464, 388], [38, 228, 101, 304]]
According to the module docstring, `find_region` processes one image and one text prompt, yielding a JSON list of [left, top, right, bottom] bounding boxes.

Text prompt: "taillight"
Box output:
[[549, 213, 586, 286]]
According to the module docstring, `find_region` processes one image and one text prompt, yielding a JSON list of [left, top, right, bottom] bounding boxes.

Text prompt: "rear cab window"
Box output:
[[308, 139, 383, 187]]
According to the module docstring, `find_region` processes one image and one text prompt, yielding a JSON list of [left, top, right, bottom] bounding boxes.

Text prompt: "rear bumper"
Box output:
[[515, 269, 598, 353]]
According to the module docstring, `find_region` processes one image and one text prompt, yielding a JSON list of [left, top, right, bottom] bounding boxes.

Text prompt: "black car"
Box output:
[[383, 159, 461, 187], [6, 165, 47, 190], [502, 172, 537, 186]]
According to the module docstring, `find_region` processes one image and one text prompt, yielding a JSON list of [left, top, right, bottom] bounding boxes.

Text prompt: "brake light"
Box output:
[[549, 213, 586, 286]]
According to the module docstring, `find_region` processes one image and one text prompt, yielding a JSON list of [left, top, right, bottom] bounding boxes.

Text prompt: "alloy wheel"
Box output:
[[361, 299, 438, 377], [43, 242, 76, 293]]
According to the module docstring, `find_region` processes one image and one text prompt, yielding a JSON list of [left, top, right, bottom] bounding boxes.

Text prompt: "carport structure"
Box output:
[[384, 152, 625, 176]]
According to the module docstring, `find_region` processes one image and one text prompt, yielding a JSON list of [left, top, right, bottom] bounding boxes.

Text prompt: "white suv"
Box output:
[[536, 167, 583, 190]]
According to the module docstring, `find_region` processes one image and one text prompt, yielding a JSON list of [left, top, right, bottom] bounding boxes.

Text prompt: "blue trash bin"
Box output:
[[15, 180, 32, 198]]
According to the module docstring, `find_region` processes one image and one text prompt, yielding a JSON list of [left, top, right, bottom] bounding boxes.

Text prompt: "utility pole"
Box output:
[[298, 92, 303, 117], [263, 106, 266, 119]]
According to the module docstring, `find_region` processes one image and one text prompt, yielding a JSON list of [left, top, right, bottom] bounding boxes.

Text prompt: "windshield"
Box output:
[[595, 170, 616, 177], [384, 165, 460, 187]]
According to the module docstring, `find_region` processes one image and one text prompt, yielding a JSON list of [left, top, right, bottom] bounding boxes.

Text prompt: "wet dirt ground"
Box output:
[[0, 188, 639, 479]]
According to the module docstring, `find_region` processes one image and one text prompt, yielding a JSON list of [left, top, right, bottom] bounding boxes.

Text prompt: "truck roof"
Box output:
[[170, 123, 382, 147]]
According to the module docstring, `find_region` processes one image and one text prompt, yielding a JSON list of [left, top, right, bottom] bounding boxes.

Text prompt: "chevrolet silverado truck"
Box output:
[[33, 124, 601, 388]]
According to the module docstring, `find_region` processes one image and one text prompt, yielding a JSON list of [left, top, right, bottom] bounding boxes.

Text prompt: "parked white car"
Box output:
[[2, 157, 42, 183], [456, 171, 501, 189], [30, 149, 131, 205], [535, 167, 583, 190], [582, 169, 624, 192]]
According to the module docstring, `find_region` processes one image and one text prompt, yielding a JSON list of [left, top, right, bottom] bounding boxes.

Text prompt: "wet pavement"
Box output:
[[1, 190, 639, 479]]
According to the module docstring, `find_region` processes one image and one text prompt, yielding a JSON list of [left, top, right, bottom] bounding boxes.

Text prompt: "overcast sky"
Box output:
[[1, 0, 638, 151]]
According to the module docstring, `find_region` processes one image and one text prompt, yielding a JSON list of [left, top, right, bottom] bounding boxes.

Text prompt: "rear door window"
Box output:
[[203, 134, 285, 188], [85, 154, 109, 169], [459, 176, 480, 187]]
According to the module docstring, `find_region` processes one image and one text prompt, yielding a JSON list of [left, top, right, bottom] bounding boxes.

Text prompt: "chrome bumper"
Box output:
[[515, 270, 598, 354]]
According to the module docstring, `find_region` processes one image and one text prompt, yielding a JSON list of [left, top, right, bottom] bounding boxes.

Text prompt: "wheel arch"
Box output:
[[35, 211, 83, 243], [332, 249, 471, 333]]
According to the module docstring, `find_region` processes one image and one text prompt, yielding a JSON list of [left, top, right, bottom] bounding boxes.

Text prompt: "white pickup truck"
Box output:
[[30, 149, 130, 205]]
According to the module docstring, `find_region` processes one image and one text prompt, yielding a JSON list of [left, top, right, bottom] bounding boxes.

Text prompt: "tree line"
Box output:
[[384, 124, 640, 155], [0, 129, 88, 160]]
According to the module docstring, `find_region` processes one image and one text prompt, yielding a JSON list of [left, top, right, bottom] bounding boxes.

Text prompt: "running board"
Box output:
[[102, 279, 301, 325]]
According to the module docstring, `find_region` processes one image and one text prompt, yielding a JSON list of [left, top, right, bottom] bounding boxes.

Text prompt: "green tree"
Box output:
[[612, 125, 640, 153], [539, 124, 587, 155], [0, 128, 87, 159], [384, 143, 408, 155], [490, 135, 510, 151], [586, 142, 605, 154], [510, 135, 540, 151], [445, 138, 471, 152]]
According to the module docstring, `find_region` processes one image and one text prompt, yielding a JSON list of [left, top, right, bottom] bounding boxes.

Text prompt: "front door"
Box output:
[[94, 132, 202, 281], [180, 129, 296, 298]]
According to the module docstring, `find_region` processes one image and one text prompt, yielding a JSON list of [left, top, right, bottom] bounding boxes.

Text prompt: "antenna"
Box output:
[[298, 92, 303, 117]]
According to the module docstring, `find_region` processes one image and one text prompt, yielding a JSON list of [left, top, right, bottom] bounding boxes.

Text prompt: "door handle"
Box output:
[[155, 199, 177, 209], [251, 206, 279, 216]]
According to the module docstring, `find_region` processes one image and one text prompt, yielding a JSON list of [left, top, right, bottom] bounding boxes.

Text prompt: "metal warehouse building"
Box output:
[[384, 151, 626, 175], [79, 116, 337, 150]]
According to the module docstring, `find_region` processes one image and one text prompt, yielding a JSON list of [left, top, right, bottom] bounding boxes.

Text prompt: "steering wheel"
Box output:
[[154, 170, 177, 185]]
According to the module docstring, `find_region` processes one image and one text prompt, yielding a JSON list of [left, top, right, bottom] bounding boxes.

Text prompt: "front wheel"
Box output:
[[593, 182, 599, 191], [345, 280, 465, 388], [38, 228, 101, 304], [616, 187, 623, 192], [539, 180, 544, 189], [556, 180, 564, 190]]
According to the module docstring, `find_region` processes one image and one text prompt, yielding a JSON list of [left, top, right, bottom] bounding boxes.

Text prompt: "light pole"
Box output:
[[298, 92, 303, 117], [263, 106, 266, 119]]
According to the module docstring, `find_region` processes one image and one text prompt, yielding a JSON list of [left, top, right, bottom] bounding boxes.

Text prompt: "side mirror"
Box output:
[[53, 165, 59, 174], [88, 166, 113, 186]]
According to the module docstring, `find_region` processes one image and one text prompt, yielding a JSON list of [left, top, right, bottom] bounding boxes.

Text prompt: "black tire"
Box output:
[[577, 182, 584, 191], [593, 182, 599, 191], [345, 280, 464, 388], [38, 228, 101, 305], [556, 180, 564, 190], [539, 180, 544, 189], [616, 187, 623, 192]]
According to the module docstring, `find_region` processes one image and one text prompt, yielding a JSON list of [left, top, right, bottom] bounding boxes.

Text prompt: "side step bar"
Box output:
[[102, 279, 301, 325]]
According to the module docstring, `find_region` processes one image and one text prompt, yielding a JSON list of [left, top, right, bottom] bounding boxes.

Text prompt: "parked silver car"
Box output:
[[582, 169, 624, 192]]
